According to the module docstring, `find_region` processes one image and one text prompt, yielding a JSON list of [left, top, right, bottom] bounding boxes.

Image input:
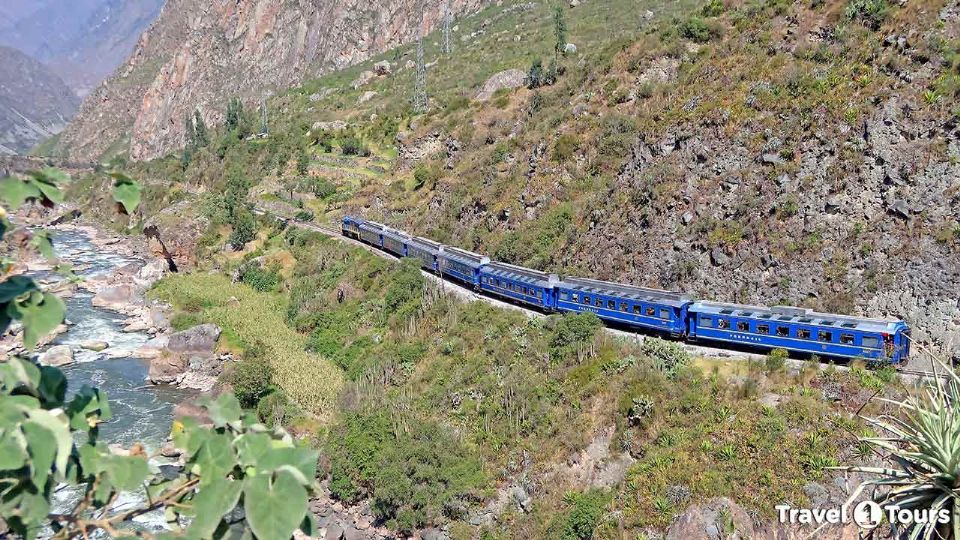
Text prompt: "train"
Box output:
[[341, 216, 912, 365]]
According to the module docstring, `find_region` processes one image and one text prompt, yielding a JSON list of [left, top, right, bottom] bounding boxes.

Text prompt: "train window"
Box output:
[[646, 307, 656, 316], [561, 292, 570, 301], [582, 296, 590, 305], [620, 303, 629, 312], [840, 334, 854, 344], [718, 319, 730, 329], [862, 336, 880, 348], [776, 326, 789, 337], [538, 290, 543, 299], [660, 309, 670, 319], [607, 300, 616, 309], [571, 293, 579, 302], [633, 305, 641, 315], [798, 329, 812, 339], [736, 321, 749, 331], [595, 298, 602, 307], [757, 324, 770, 335], [818, 331, 833, 342], [700, 316, 713, 328]]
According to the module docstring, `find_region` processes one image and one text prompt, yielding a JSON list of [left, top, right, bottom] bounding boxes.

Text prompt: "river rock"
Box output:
[[135, 259, 168, 287], [92, 284, 140, 311], [475, 69, 527, 101], [148, 351, 189, 384], [172, 400, 212, 426], [39, 345, 74, 367], [80, 340, 109, 352], [167, 324, 221, 357]]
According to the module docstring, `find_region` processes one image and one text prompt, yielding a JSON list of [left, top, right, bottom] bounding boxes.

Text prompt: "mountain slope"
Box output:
[[0, 46, 79, 155], [54, 0, 492, 162]]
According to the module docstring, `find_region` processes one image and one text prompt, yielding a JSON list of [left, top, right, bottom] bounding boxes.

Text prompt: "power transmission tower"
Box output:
[[413, 5, 428, 114], [441, 0, 453, 55]]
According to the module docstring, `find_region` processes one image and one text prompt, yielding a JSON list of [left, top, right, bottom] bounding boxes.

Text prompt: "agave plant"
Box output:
[[841, 358, 960, 540]]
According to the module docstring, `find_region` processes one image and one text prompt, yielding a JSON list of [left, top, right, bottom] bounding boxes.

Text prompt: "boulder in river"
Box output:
[[148, 351, 189, 385], [92, 284, 140, 311], [80, 340, 109, 352], [39, 345, 74, 367], [167, 324, 221, 357]]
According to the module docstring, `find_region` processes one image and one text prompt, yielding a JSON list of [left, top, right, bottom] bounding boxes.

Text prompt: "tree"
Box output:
[[229, 207, 257, 250], [0, 169, 316, 539], [226, 97, 243, 131], [553, 5, 568, 59], [193, 110, 209, 148], [296, 146, 310, 176], [528, 59, 545, 89]]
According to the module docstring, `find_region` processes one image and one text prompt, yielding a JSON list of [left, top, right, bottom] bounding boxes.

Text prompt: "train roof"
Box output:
[[558, 277, 692, 308], [359, 220, 383, 232], [408, 236, 441, 254], [690, 301, 906, 333], [440, 246, 488, 266], [381, 227, 410, 242], [482, 261, 558, 287]]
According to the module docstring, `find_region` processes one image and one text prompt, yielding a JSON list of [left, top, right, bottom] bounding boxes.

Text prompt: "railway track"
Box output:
[[254, 208, 947, 383]]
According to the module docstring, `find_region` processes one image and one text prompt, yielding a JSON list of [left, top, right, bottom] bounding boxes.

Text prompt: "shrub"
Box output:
[[550, 312, 602, 361], [340, 135, 371, 156], [295, 210, 315, 222], [229, 342, 275, 408], [701, 0, 725, 16], [679, 17, 723, 43], [229, 207, 257, 250], [310, 178, 337, 199], [412, 163, 441, 190], [256, 390, 300, 428], [384, 258, 426, 319], [241, 264, 281, 292], [528, 58, 545, 89], [766, 348, 788, 373], [844, 0, 889, 29], [553, 489, 611, 540], [552, 133, 582, 162], [642, 337, 690, 378]]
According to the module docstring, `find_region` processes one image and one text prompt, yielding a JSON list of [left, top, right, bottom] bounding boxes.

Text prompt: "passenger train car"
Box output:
[[342, 216, 911, 365]]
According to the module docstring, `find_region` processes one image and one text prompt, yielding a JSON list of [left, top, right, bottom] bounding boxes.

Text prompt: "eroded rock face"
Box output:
[[56, 0, 493, 161], [666, 498, 755, 540], [143, 199, 211, 271]]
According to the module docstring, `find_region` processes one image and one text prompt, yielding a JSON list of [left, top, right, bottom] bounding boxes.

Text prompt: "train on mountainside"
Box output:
[[341, 216, 912, 365]]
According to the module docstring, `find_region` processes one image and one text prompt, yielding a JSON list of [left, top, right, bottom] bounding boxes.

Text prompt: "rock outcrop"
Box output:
[[143, 199, 211, 271], [148, 323, 223, 390], [39, 345, 74, 367], [55, 0, 493, 162], [474, 68, 527, 101]]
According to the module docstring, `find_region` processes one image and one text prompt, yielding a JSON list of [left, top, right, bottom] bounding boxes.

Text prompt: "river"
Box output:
[[39, 228, 193, 532]]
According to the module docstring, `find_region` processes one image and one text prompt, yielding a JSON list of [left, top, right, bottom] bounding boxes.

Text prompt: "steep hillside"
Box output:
[[0, 0, 163, 95], [0, 46, 79, 155], [53, 0, 493, 162]]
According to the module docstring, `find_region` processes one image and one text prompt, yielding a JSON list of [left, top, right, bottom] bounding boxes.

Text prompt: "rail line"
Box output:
[[253, 207, 946, 384]]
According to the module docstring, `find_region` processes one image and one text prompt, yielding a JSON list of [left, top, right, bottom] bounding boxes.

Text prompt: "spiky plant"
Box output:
[[841, 359, 960, 540]]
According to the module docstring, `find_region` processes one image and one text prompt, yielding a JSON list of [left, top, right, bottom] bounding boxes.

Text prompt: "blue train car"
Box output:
[[555, 277, 691, 337], [381, 228, 409, 258], [688, 302, 911, 364], [438, 246, 488, 289], [407, 236, 441, 272], [341, 216, 362, 239], [480, 262, 559, 310], [358, 220, 384, 248]]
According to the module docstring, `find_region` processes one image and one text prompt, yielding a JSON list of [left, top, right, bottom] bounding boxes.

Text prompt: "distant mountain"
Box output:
[[54, 0, 493, 162], [0, 46, 79, 155], [0, 0, 164, 96]]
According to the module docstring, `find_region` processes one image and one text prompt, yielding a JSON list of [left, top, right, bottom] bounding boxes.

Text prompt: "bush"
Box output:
[[844, 0, 888, 29], [766, 348, 788, 373], [641, 337, 690, 378], [412, 163, 441, 190], [701, 0, 725, 16], [229, 342, 274, 408], [241, 264, 281, 292], [552, 133, 582, 162], [310, 178, 337, 199], [528, 58, 545, 89], [229, 207, 257, 250], [553, 489, 611, 540], [256, 390, 300, 428], [550, 312, 602, 360], [294, 210, 315, 222], [340, 135, 371, 156], [384, 258, 425, 319], [679, 17, 723, 43], [327, 412, 485, 534]]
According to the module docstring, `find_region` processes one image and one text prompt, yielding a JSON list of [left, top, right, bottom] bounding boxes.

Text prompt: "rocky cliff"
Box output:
[[54, 0, 491, 162], [0, 46, 79, 155]]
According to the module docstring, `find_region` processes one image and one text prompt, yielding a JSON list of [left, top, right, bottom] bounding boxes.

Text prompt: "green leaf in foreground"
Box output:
[[8, 291, 65, 349], [243, 471, 309, 540], [184, 477, 243, 537], [110, 172, 142, 215]]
